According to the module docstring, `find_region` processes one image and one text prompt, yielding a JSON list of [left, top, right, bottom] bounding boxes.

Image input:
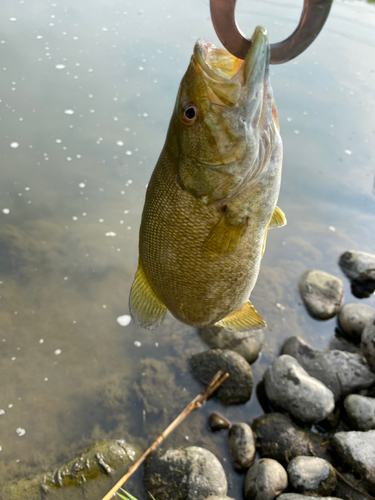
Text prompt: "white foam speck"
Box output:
[[0, 445, 2, 451], [0, 410, 5, 415], [105, 231, 116, 237], [294, 130, 300, 135], [79, 182, 85, 188], [116, 315, 131, 326], [11, 357, 16, 361], [126, 150, 132, 156], [55, 64, 65, 69], [8, 404, 13, 408], [55, 139, 62, 143], [64, 109, 74, 115], [39, 339, 44, 343], [9, 17, 17, 22], [16, 428, 26, 437], [344, 149, 352, 155], [10, 142, 19, 148], [54, 349, 61, 355], [116, 140, 124, 146], [72, 216, 78, 221], [134, 341, 141, 347], [329, 226, 336, 232], [2, 209, 10, 214], [44, 377, 48, 381]]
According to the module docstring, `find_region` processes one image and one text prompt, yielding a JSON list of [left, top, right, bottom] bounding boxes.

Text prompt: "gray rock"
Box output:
[[277, 495, 343, 500], [298, 270, 343, 320], [190, 349, 253, 405], [204, 497, 235, 500], [243, 458, 288, 500], [228, 423, 256, 471], [331, 430, 375, 488], [252, 413, 330, 467], [208, 413, 231, 432], [361, 313, 375, 372], [200, 326, 264, 364], [339, 250, 375, 280], [287, 456, 337, 495], [144, 447, 228, 500], [263, 354, 335, 423], [338, 303, 375, 342], [328, 334, 361, 354], [282, 336, 375, 401], [344, 394, 375, 431]]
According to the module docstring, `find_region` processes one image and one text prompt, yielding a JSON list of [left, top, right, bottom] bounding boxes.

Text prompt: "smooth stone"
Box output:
[[298, 270, 343, 320], [209, 413, 231, 432], [243, 458, 288, 500], [351, 269, 375, 298], [204, 497, 235, 500], [338, 303, 375, 342], [282, 336, 375, 401], [278, 495, 343, 500], [361, 313, 375, 372], [190, 349, 253, 405], [263, 354, 335, 423], [144, 447, 228, 500], [339, 250, 375, 280], [200, 326, 264, 364], [344, 394, 375, 431], [331, 430, 375, 487], [287, 456, 337, 495], [252, 413, 330, 467], [228, 423, 256, 471]]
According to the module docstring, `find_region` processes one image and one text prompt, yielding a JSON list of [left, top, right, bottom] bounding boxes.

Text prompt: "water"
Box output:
[[0, 0, 374, 497]]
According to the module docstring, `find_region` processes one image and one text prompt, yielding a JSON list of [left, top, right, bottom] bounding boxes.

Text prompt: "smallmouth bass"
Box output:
[[129, 26, 286, 332]]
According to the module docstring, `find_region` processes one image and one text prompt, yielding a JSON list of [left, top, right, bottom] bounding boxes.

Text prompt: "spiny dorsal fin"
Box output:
[[129, 260, 167, 330], [203, 215, 246, 256], [215, 300, 266, 332], [269, 206, 287, 229]]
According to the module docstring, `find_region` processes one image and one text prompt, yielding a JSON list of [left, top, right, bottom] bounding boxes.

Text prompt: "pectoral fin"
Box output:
[[216, 300, 266, 332], [203, 214, 246, 256], [129, 260, 167, 329], [269, 206, 287, 229]]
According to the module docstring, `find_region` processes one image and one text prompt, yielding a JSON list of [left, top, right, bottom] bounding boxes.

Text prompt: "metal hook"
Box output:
[[210, 0, 333, 64]]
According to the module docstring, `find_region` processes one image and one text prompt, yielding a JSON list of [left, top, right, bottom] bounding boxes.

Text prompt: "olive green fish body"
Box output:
[[130, 27, 286, 332]]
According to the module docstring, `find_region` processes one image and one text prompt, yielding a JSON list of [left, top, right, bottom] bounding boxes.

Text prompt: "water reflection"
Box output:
[[0, 0, 374, 498]]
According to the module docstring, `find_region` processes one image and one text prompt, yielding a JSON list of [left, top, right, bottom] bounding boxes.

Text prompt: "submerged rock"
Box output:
[[339, 250, 375, 280], [209, 413, 231, 432], [0, 440, 142, 500], [351, 269, 375, 299], [298, 270, 343, 320], [287, 456, 337, 496], [200, 326, 264, 364], [282, 336, 375, 401], [204, 497, 235, 500], [252, 413, 329, 466], [243, 458, 288, 500], [344, 394, 375, 431], [338, 303, 375, 342], [278, 495, 342, 500], [361, 313, 375, 372], [228, 423, 256, 471], [190, 349, 253, 405], [263, 354, 334, 423], [143, 447, 228, 500], [331, 430, 375, 488]]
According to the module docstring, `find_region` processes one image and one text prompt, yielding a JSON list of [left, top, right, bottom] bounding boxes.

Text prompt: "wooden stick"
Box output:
[[101, 370, 230, 500]]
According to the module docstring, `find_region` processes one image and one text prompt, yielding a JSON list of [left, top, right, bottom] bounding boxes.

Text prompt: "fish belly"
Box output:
[[139, 151, 271, 328]]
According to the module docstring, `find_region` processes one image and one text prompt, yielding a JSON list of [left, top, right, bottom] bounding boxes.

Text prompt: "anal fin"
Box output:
[[216, 300, 266, 333], [129, 260, 167, 330], [203, 215, 246, 255]]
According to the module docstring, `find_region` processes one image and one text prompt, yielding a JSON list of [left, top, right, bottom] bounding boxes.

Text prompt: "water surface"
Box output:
[[0, 0, 374, 498]]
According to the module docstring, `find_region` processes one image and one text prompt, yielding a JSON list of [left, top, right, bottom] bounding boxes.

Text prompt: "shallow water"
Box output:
[[0, 0, 374, 497]]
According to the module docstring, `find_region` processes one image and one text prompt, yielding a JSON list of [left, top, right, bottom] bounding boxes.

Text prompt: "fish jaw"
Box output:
[[168, 26, 280, 206]]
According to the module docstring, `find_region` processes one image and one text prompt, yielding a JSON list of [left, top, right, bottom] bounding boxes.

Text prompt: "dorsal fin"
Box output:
[[216, 300, 266, 332], [129, 260, 167, 330]]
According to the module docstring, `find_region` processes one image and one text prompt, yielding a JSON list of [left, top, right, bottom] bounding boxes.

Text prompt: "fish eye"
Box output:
[[181, 103, 198, 124]]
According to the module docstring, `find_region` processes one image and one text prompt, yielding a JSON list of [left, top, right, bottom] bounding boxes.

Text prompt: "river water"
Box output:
[[0, 0, 374, 498]]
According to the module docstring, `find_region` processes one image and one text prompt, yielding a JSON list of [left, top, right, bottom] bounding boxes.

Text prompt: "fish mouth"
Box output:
[[194, 26, 269, 94]]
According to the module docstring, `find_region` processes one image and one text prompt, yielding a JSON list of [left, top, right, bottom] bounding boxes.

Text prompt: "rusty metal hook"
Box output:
[[210, 0, 333, 63]]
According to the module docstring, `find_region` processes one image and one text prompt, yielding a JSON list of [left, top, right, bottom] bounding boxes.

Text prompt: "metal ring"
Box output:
[[210, 0, 333, 64]]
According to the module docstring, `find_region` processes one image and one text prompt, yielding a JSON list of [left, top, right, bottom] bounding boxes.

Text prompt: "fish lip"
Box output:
[[194, 27, 269, 87]]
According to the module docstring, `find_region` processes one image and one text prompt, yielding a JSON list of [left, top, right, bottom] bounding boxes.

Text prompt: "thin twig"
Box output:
[[101, 370, 230, 500]]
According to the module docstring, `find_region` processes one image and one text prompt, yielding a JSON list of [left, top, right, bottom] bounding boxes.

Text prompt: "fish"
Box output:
[[129, 26, 286, 333]]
